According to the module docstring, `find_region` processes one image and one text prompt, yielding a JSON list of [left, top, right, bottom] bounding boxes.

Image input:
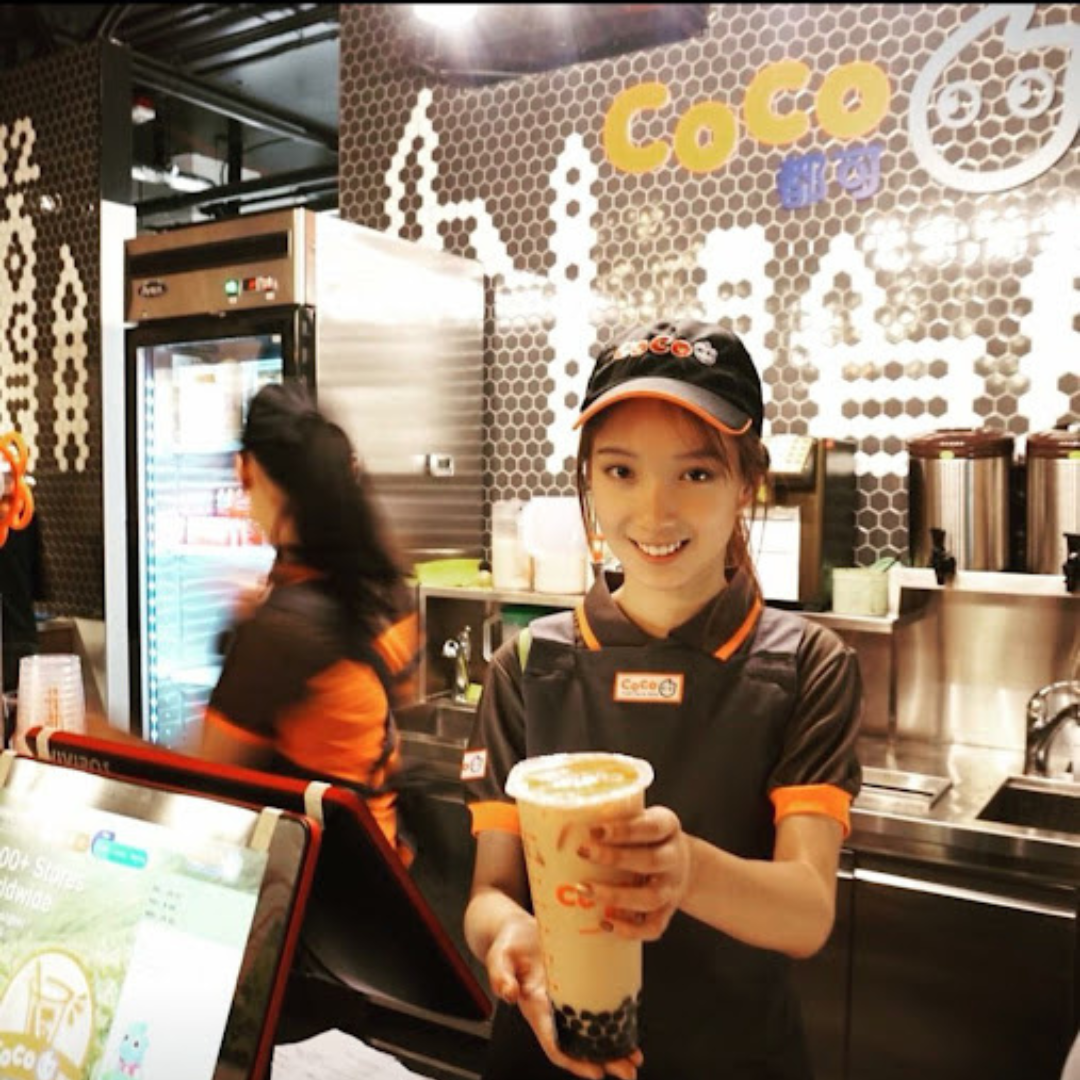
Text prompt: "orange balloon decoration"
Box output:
[[0, 431, 34, 548]]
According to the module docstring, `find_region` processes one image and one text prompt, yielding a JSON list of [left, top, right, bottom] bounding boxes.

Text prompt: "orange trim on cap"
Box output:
[[575, 390, 753, 437], [714, 595, 762, 661], [770, 784, 853, 838], [469, 801, 521, 836], [203, 707, 274, 748], [576, 602, 602, 651]]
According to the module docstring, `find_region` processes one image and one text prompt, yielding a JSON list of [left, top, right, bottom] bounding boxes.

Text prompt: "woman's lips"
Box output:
[[632, 539, 687, 561]]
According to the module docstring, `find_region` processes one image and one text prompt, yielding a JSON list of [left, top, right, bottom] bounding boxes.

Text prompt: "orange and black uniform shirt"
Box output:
[[206, 563, 405, 853], [462, 567, 863, 1079]]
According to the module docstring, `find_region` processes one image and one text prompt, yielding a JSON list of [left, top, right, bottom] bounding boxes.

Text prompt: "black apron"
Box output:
[[483, 607, 814, 1080]]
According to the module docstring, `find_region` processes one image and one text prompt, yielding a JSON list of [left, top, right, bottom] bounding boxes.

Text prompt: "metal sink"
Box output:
[[854, 766, 952, 816], [976, 775, 1080, 836], [395, 696, 476, 778]]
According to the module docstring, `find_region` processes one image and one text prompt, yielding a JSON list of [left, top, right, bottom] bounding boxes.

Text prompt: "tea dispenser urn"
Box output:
[[1025, 427, 1080, 576], [907, 428, 1014, 572]]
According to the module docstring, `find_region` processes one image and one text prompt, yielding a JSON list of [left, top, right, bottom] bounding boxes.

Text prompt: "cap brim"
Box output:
[[574, 377, 753, 435]]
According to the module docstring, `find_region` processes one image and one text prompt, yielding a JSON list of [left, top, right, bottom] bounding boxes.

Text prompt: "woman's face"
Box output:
[[588, 399, 750, 605], [236, 452, 289, 545]]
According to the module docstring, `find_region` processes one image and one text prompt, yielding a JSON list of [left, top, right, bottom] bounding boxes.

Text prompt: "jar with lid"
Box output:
[[907, 428, 1014, 571], [1025, 428, 1080, 575]]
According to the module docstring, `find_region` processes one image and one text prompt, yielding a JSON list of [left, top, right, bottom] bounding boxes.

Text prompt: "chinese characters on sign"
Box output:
[[777, 143, 884, 209]]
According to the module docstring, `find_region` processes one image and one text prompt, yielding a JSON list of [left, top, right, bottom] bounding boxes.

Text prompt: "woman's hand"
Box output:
[[484, 911, 643, 1080], [577, 805, 694, 941]]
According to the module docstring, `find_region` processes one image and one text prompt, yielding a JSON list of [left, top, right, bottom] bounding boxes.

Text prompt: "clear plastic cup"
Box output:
[[506, 751, 654, 1061], [15, 654, 86, 743]]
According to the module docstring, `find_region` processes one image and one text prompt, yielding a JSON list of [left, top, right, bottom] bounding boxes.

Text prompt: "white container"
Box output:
[[15, 654, 86, 743], [831, 568, 889, 616], [491, 499, 532, 590], [522, 497, 588, 595]]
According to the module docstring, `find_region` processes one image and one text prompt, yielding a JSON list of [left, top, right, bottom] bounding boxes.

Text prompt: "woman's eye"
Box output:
[[604, 464, 633, 480], [684, 467, 714, 483]]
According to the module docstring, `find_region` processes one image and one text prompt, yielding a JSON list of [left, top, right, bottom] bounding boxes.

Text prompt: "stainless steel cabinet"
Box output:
[[792, 850, 854, 1080], [847, 855, 1078, 1080]]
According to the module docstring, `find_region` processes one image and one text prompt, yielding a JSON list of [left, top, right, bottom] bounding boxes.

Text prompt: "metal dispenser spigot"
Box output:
[[929, 527, 956, 586], [1063, 532, 1080, 594]]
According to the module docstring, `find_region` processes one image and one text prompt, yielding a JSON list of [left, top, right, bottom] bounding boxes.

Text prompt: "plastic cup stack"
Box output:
[[15, 654, 86, 743]]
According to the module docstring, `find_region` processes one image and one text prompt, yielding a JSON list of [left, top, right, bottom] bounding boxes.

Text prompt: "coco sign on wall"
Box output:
[[604, 4, 1080, 195]]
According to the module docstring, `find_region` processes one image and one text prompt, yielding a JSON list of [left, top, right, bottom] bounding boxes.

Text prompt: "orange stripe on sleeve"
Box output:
[[374, 612, 419, 674], [469, 801, 521, 836], [770, 783, 853, 838], [204, 707, 274, 748]]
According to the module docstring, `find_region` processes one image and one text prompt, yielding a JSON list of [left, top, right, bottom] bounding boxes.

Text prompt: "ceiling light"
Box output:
[[412, 4, 478, 30], [131, 164, 213, 193]]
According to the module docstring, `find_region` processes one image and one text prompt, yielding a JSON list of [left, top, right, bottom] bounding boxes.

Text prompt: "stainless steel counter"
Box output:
[[852, 735, 1080, 876]]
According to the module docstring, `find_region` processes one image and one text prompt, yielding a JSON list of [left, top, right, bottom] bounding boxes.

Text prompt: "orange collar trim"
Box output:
[[576, 602, 602, 651], [713, 595, 762, 661], [270, 561, 325, 586]]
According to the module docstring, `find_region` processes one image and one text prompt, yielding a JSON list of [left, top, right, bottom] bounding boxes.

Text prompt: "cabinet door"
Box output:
[[848, 859, 1077, 1080], [791, 852, 853, 1080]]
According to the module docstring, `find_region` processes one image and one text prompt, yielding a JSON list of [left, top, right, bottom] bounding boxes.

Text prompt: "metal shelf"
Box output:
[[418, 585, 584, 608]]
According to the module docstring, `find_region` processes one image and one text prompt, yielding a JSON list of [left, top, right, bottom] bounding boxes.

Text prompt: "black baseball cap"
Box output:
[[575, 320, 764, 437]]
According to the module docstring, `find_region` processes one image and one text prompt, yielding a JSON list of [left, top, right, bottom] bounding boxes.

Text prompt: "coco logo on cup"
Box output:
[[613, 671, 684, 704]]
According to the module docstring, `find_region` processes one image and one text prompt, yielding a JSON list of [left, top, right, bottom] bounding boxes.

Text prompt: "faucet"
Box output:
[[928, 527, 956, 586], [1024, 680, 1080, 777], [442, 625, 472, 703]]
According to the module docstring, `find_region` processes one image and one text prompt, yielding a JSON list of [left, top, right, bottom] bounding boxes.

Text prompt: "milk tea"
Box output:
[[505, 752, 654, 1061]]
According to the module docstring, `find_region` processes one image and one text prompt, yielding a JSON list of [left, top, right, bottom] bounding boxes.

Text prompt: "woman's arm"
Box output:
[[465, 830, 643, 1080]]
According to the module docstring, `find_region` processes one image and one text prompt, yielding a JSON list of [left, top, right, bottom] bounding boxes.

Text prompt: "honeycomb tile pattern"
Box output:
[[0, 43, 105, 616], [339, 4, 1080, 567]]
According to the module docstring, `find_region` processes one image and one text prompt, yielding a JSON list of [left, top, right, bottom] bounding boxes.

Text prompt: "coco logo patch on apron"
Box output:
[[613, 671, 684, 704], [460, 748, 488, 780]]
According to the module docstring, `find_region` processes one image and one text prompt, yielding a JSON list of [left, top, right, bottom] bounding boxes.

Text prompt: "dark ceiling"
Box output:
[[1, 3, 341, 226], [0, 4, 711, 228]]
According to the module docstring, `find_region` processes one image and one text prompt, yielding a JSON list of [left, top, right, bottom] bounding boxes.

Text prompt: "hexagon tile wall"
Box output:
[[0, 43, 105, 616], [339, 3, 1080, 566]]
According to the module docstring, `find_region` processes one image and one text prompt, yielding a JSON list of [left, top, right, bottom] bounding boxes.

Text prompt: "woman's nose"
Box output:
[[636, 479, 674, 524]]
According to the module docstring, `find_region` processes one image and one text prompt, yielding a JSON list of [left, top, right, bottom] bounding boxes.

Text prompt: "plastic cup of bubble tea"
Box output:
[[505, 751, 654, 1062], [15, 654, 86, 741]]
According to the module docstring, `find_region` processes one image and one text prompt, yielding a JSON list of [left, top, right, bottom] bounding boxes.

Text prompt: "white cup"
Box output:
[[15, 654, 86, 742], [521, 497, 588, 594]]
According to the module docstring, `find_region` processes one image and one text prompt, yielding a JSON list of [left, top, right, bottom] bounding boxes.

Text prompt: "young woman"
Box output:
[[199, 382, 416, 855], [462, 321, 863, 1079]]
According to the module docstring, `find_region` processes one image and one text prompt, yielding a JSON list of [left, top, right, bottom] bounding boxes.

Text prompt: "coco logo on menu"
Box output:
[[909, 3, 1080, 193], [603, 61, 891, 175]]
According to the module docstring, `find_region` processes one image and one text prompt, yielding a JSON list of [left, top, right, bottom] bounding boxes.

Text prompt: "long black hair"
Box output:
[[240, 382, 409, 638]]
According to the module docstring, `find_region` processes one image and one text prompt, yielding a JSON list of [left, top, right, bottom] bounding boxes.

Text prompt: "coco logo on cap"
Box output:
[[611, 334, 717, 365]]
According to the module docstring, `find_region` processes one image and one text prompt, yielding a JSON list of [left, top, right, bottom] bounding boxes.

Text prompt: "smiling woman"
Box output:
[[462, 318, 864, 1080]]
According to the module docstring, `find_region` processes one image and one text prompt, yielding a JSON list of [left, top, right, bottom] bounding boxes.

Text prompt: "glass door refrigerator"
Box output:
[[126, 308, 313, 747], [117, 207, 485, 748]]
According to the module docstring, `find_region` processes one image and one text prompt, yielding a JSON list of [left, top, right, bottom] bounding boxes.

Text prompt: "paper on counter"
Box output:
[[271, 1028, 425, 1080]]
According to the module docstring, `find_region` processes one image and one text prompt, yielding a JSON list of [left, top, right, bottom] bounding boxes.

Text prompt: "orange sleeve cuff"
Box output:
[[204, 706, 274, 748], [469, 801, 521, 836], [770, 783, 853, 838]]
